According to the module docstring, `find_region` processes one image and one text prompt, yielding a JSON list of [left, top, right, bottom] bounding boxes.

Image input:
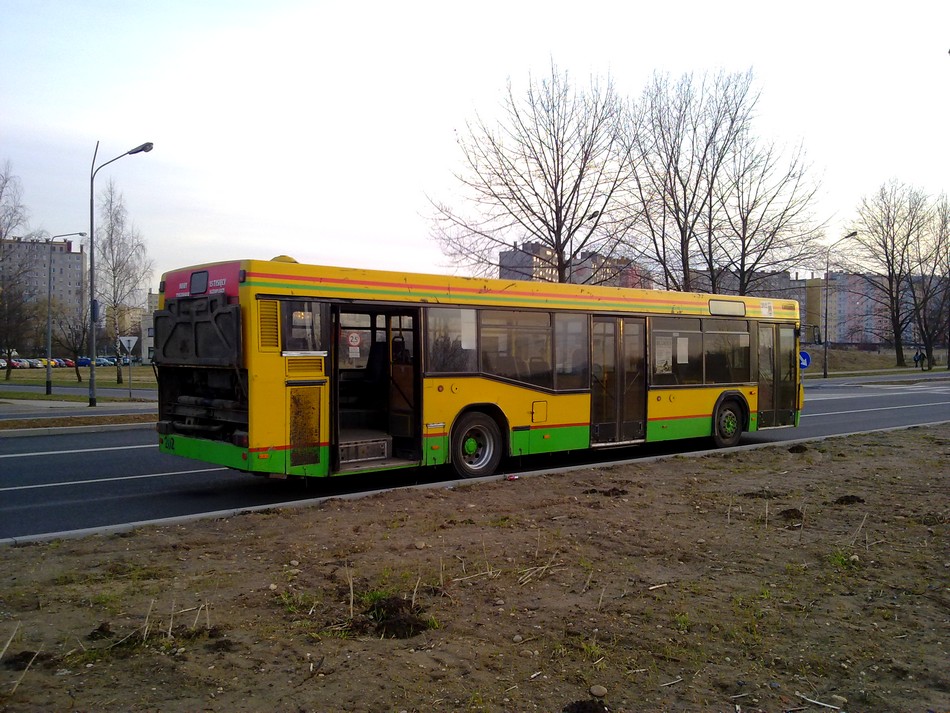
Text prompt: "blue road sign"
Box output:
[[799, 350, 811, 369]]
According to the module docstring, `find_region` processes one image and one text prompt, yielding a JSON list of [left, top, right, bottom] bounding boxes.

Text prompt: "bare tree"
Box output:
[[939, 197, 950, 371], [851, 180, 931, 367], [430, 62, 634, 283], [0, 162, 35, 377], [0, 242, 42, 379], [52, 299, 89, 382], [95, 180, 153, 383], [624, 69, 758, 291], [712, 132, 824, 295], [0, 160, 29, 242], [906, 195, 949, 369]]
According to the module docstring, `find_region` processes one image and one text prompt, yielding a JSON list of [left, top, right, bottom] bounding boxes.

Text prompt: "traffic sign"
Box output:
[[799, 350, 811, 369], [119, 336, 138, 353]]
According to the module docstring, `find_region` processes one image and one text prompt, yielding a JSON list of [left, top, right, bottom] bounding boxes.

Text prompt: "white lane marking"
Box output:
[[802, 400, 950, 417], [803, 392, 883, 401], [0, 467, 229, 492], [0, 444, 155, 459]]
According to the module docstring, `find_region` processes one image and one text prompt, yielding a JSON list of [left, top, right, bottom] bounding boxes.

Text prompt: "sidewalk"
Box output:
[[0, 397, 157, 438]]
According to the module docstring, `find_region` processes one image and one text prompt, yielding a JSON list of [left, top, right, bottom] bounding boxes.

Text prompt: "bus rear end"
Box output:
[[154, 262, 251, 470]]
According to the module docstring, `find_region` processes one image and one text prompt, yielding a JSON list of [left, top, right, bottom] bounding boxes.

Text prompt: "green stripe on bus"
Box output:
[[160, 436, 334, 477], [510, 424, 590, 456], [159, 435, 253, 471], [647, 416, 711, 442]]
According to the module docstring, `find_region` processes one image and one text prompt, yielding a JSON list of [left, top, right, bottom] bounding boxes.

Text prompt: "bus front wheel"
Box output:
[[712, 400, 743, 448], [451, 412, 503, 478]]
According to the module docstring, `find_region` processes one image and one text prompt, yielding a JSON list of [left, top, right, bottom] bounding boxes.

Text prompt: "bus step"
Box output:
[[339, 434, 392, 464]]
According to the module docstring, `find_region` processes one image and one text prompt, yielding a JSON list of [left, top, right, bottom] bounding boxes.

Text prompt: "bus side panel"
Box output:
[[646, 386, 757, 442], [245, 371, 288, 469], [159, 434, 252, 472], [285, 384, 331, 477], [423, 423, 449, 466], [423, 377, 591, 457]]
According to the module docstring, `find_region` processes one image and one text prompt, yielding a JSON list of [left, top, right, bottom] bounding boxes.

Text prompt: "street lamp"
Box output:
[[823, 231, 858, 378], [88, 141, 153, 407], [45, 232, 86, 395]]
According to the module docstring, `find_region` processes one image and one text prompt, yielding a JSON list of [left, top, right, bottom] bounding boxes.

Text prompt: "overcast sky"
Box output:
[[2, 0, 948, 289]]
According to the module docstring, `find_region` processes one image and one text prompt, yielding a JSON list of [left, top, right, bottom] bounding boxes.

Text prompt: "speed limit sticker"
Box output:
[[347, 332, 361, 347]]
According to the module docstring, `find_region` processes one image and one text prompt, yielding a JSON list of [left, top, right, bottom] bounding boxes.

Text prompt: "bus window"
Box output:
[[281, 301, 324, 354], [426, 308, 477, 373], [555, 313, 588, 389], [652, 317, 702, 384], [339, 313, 374, 369], [481, 310, 553, 387], [703, 320, 750, 383]]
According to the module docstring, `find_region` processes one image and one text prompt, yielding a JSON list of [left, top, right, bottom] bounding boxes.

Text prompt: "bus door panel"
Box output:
[[388, 313, 418, 440], [758, 323, 798, 428], [591, 316, 646, 445], [776, 325, 798, 426], [620, 318, 646, 441], [288, 383, 326, 472], [590, 319, 617, 443]]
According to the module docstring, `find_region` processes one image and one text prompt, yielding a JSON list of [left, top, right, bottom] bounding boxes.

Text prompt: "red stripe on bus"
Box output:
[[246, 270, 715, 307], [529, 422, 589, 430]]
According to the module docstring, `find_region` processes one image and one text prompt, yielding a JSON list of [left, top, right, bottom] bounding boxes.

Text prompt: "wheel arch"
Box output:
[[449, 403, 510, 463], [712, 390, 750, 432]]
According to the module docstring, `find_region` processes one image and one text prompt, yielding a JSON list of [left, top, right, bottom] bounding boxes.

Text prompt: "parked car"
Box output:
[[27, 359, 42, 368], [0, 359, 6, 369], [53, 358, 66, 367], [62, 358, 75, 368], [95, 357, 113, 366], [77, 356, 91, 366], [10, 358, 28, 369]]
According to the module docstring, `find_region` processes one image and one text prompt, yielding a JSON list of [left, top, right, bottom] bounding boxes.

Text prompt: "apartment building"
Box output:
[[498, 241, 654, 288], [0, 236, 85, 307]]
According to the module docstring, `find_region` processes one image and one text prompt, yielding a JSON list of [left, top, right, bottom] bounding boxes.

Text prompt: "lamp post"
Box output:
[[823, 231, 858, 378], [88, 141, 153, 407], [45, 232, 87, 395]]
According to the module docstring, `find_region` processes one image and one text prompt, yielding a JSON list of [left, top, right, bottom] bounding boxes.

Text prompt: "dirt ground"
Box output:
[[1, 425, 948, 713]]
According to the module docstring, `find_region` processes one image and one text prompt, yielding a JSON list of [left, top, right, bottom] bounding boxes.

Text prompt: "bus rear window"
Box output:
[[190, 271, 208, 295]]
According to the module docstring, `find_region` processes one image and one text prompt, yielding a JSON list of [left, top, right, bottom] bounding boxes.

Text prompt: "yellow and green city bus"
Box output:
[[154, 257, 802, 479]]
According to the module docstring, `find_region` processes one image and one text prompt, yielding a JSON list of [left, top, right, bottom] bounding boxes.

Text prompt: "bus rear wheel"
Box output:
[[712, 400, 743, 448], [451, 412, 502, 478]]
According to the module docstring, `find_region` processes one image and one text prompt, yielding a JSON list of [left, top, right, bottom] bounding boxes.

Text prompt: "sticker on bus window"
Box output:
[[655, 337, 672, 373], [676, 337, 689, 364]]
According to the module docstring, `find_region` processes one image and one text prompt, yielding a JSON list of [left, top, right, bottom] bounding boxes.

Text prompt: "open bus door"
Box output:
[[331, 307, 422, 473]]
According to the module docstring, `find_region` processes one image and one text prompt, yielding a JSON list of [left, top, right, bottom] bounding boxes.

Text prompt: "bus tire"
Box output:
[[712, 400, 743, 448], [451, 412, 503, 478]]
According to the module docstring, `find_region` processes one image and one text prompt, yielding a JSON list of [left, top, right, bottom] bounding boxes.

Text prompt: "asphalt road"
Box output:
[[2, 372, 949, 543]]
